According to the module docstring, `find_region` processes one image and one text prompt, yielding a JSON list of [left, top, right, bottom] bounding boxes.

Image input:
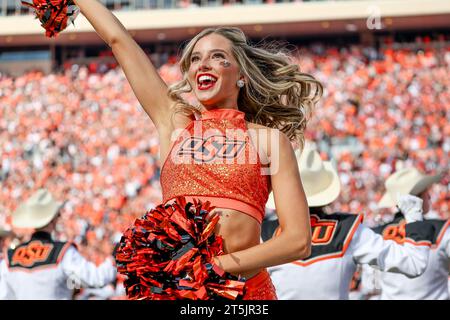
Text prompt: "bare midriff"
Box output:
[[211, 207, 262, 279]]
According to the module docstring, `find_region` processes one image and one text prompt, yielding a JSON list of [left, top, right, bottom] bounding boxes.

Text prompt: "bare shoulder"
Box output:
[[158, 107, 196, 167], [246, 122, 290, 157], [172, 109, 196, 129], [158, 105, 195, 151], [246, 122, 279, 139], [246, 122, 272, 131]]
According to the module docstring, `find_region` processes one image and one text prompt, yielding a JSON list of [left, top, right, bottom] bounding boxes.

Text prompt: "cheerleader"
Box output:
[[26, 0, 324, 299]]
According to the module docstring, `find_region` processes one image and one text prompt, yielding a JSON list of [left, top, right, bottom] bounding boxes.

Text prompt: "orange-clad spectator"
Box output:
[[0, 38, 448, 292]]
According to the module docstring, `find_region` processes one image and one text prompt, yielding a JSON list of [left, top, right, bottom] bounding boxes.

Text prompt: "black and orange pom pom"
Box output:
[[22, 0, 80, 38], [115, 197, 246, 300]]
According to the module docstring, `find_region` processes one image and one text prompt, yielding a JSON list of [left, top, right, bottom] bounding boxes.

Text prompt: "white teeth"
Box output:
[[198, 75, 217, 84]]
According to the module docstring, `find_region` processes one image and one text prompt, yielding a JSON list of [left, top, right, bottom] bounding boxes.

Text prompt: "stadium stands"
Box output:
[[1, 0, 346, 16], [1, 39, 448, 263], [0, 0, 448, 300]]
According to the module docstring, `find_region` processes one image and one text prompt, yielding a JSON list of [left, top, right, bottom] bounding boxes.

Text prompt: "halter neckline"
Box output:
[[200, 108, 245, 120]]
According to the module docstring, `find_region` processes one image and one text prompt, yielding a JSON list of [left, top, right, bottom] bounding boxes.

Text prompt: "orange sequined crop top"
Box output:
[[160, 108, 269, 224]]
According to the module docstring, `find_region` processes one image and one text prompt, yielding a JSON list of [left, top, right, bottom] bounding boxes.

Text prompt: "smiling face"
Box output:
[[187, 33, 243, 110]]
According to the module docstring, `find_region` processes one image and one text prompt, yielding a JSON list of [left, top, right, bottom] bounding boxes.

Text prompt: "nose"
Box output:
[[198, 56, 211, 71]]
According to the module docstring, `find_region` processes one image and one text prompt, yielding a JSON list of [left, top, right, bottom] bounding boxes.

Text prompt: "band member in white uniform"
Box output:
[[374, 168, 448, 300], [0, 189, 117, 300], [0, 227, 12, 259], [262, 144, 434, 300], [0, 227, 13, 286]]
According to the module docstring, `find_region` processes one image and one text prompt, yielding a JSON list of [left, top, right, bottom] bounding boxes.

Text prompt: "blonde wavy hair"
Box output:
[[168, 27, 323, 147]]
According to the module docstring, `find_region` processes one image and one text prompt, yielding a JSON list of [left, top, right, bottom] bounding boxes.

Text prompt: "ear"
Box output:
[[238, 74, 247, 83]]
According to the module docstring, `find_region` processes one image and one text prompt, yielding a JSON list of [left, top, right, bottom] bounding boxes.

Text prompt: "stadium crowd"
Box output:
[[0, 37, 449, 298], [299, 38, 449, 225], [2, 0, 336, 17]]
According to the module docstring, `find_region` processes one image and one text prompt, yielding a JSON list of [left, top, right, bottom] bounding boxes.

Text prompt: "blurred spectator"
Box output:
[[0, 38, 448, 297], [298, 42, 449, 224]]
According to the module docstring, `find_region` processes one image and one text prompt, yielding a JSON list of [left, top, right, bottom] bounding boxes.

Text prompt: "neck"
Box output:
[[310, 206, 327, 214], [36, 224, 54, 234], [199, 100, 239, 112], [31, 230, 53, 241]]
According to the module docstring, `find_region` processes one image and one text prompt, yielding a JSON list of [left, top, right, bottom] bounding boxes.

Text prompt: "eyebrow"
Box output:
[[191, 49, 229, 56]]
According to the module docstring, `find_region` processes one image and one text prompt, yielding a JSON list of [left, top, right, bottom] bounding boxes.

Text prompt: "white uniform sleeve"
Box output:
[[359, 264, 380, 295], [61, 246, 117, 289], [350, 224, 430, 278], [77, 285, 116, 300], [442, 229, 450, 258], [448, 228, 450, 297], [0, 259, 16, 300]]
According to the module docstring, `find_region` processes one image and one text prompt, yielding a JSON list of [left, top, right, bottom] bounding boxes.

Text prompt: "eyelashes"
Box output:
[[190, 53, 228, 64]]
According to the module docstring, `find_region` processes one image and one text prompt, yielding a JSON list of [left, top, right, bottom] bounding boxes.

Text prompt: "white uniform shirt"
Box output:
[[0, 234, 116, 300], [265, 212, 433, 300], [359, 264, 382, 300], [378, 221, 450, 300], [76, 285, 117, 300], [448, 276, 450, 296], [0, 257, 3, 286]]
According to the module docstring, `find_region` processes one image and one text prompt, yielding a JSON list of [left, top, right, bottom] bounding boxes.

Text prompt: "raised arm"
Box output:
[[213, 131, 311, 277], [352, 195, 435, 277], [73, 0, 175, 129], [351, 222, 433, 278], [61, 245, 117, 288]]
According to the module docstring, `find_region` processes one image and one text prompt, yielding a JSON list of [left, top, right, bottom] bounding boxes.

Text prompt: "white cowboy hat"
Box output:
[[266, 143, 341, 209], [0, 228, 12, 238], [12, 189, 63, 229], [378, 168, 443, 208]]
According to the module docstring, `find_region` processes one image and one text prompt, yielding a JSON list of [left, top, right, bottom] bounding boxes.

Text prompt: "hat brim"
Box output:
[[0, 229, 12, 238], [378, 172, 443, 209], [378, 192, 395, 208], [265, 162, 341, 210], [305, 162, 341, 207], [12, 201, 62, 229], [410, 172, 443, 196]]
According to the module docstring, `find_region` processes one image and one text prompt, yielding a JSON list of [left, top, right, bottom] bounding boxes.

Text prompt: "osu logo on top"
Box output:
[[177, 135, 246, 163], [11, 241, 53, 267]]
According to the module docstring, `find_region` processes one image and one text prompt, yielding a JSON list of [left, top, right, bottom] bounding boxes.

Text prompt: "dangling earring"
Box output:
[[237, 79, 245, 88]]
